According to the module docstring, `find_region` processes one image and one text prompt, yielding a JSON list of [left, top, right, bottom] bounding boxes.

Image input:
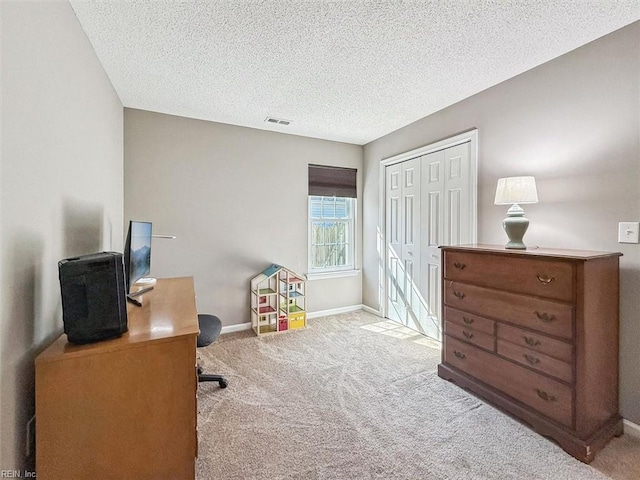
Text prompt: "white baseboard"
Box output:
[[361, 304, 382, 317], [623, 419, 640, 438], [221, 305, 382, 333], [220, 322, 252, 334], [306, 304, 363, 319]]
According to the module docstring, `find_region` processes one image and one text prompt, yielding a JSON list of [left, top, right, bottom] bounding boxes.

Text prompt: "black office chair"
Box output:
[[197, 314, 228, 388]]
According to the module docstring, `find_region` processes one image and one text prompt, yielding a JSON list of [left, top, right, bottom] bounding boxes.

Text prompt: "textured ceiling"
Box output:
[[70, 1, 640, 145]]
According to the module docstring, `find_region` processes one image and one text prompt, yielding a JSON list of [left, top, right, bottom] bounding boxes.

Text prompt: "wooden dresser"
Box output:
[[36, 277, 199, 479], [438, 245, 622, 463]]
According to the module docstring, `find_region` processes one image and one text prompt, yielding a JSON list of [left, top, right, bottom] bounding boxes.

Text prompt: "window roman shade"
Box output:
[[308, 164, 357, 198]]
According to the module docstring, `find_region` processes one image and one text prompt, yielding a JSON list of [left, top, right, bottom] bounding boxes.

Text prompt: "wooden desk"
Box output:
[[36, 277, 199, 479]]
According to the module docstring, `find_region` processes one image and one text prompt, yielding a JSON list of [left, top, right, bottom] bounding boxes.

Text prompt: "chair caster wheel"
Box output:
[[219, 379, 228, 388]]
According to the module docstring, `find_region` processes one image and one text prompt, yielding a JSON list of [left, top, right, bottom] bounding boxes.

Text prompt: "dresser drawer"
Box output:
[[444, 336, 573, 427], [497, 323, 573, 363], [444, 251, 574, 302], [445, 321, 494, 351], [444, 306, 494, 335], [445, 281, 574, 340], [497, 339, 572, 383]]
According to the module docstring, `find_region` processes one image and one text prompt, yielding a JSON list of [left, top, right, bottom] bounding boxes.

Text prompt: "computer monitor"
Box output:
[[123, 220, 152, 294]]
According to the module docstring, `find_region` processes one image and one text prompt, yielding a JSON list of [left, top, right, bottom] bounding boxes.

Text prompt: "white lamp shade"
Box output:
[[494, 176, 538, 205]]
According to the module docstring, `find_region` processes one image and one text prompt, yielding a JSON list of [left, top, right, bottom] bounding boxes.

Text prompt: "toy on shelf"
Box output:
[[250, 264, 306, 336]]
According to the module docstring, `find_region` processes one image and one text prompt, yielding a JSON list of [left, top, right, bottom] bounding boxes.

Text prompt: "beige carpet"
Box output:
[[195, 311, 640, 479]]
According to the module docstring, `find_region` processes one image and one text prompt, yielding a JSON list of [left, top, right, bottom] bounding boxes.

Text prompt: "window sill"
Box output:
[[307, 269, 361, 281]]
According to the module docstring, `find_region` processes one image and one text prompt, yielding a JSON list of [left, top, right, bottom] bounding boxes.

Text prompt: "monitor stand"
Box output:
[[129, 285, 154, 298], [126, 295, 143, 307], [127, 282, 156, 307]]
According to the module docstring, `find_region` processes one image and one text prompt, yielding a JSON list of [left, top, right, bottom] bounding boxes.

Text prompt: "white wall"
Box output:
[[1, 1, 123, 470], [124, 109, 363, 326], [363, 22, 640, 423]]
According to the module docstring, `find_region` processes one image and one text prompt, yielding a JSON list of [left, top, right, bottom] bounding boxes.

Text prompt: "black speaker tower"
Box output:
[[58, 252, 128, 344]]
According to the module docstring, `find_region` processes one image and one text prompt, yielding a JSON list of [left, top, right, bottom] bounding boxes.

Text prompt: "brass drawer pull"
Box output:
[[454, 350, 466, 360], [523, 336, 541, 347], [534, 311, 556, 323], [536, 274, 555, 285], [463, 331, 474, 340], [453, 262, 466, 270], [534, 388, 557, 402], [453, 291, 466, 300], [462, 316, 474, 325], [523, 354, 540, 366]]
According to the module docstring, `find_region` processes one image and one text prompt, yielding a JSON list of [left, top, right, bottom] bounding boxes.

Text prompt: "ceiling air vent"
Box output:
[[265, 116, 291, 126]]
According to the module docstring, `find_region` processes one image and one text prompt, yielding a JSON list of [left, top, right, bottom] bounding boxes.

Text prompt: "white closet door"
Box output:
[[385, 163, 404, 323], [385, 158, 421, 327], [420, 150, 445, 340], [400, 158, 421, 332], [384, 140, 473, 341], [419, 142, 472, 340], [443, 143, 472, 246]]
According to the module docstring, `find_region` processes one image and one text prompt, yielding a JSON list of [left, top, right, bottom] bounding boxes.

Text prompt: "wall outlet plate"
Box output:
[[618, 222, 640, 244]]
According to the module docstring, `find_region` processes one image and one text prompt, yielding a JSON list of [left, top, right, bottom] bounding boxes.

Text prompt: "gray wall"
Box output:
[[124, 109, 363, 326], [363, 22, 640, 423], [1, 1, 124, 470]]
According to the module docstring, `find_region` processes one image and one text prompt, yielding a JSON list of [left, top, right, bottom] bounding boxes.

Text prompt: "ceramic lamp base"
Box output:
[[503, 204, 529, 249]]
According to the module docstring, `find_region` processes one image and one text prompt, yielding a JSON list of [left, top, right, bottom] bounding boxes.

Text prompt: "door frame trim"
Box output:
[[378, 129, 479, 320]]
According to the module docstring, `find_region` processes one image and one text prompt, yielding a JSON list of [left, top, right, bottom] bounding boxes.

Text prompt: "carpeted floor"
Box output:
[[195, 311, 640, 480]]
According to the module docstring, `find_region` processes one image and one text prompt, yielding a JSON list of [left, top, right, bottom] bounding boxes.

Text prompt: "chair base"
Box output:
[[199, 374, 228, 388], [196, 314, 228, 388], [197, 365, 228, 388]]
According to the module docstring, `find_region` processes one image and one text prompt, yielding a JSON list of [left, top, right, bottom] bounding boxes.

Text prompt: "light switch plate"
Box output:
[[618, 222, 639, 243]]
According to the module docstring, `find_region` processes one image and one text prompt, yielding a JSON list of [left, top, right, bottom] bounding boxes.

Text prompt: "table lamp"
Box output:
[[494, 176, 538, 249]]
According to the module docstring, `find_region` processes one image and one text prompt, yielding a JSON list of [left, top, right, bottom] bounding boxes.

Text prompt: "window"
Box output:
[[308, 196, 355, 272], [308, 164, 357, 275]]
